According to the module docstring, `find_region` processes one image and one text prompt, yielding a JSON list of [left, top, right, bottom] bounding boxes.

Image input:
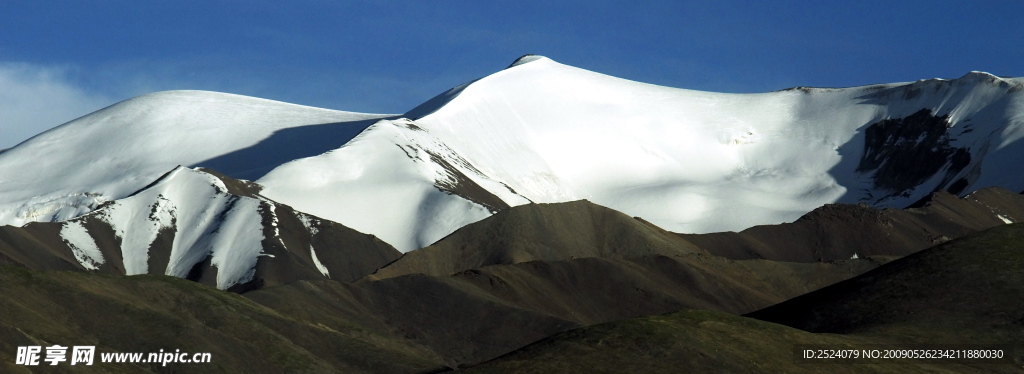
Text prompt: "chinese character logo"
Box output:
[[16, 345, 94, 366], [44, 345, 67, 365], [72, 346, 96, 365], [16, 346, 41, 366]]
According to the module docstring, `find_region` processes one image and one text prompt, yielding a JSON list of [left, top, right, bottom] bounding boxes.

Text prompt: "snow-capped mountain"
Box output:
[[0, 166, 400, 290], [0, 90, 390, 227], [258, 56, 1024, 251], [2, 55, 1022, 254]]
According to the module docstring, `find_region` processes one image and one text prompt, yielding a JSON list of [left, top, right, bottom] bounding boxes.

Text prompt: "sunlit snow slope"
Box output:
[[0, 90, 390, 227], [2, 57, 1021, 254], [1, 166, 400, 290], [258, 56, 1024, 252], [97, 166, 268, 289]]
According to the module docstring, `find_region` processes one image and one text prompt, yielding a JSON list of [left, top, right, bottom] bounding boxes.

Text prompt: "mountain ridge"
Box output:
[[0, 166, 401, 290], [1, 55, 1021, 255], [260, 56, 1024, 251], [0, 90, 391, 228], [459, 223, 1023, 373], [679, 186, 1023, 261], [370, 187, 1023, 281]]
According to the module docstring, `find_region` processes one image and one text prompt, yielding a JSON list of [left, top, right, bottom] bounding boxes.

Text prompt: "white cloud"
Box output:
[[0, 63, 114, 150]]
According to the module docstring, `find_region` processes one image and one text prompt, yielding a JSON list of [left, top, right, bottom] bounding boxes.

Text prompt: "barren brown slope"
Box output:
[[438, 253, 888, 324], [367, 200, 703, 280], [463, 309, 1012, 374], [0, 266, 445, 374], [245, 193, 892, 367], [247, 255, 886, 368], [0, 222, 85, 272], [678, 187, 1023, 262], [250, 246, 887, 368], [747, 222, 1023, 349], [0, 250, 884, 371], [245, 274, 580, 369], [370, 188, 1022, 281], [462, 224, 1024, 374], [3, 194, 919, 371]]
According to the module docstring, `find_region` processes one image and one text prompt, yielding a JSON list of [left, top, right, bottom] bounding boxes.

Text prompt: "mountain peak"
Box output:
[[913, 71, 1007, 86], [507, 54, 549, 69], [947, 71, 1018, 88], [958, 70, 1000, 81]]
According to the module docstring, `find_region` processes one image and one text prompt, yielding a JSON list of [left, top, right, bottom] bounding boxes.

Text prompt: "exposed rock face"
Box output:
[[856, 108, 972, 197]]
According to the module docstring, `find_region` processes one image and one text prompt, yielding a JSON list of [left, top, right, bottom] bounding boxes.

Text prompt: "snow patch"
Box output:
[[309, 246, 330, 278], [93, 166, 273, 289], [60, 221, 105, 270], [16, 193, 107, 223], [99, 195, 176, 275], [208, 198, 266, 289], [997, 214, 1013, 224], [297, 213, 320, 235], [146, 169, 273, 290], [263, 201, 287, 250]]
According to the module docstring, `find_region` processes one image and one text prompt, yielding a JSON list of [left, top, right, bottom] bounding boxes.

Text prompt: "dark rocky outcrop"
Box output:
[[856, 108, 973, 197]]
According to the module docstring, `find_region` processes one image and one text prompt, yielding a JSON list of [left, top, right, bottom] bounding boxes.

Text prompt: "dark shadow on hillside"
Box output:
[[198, 75, 487, 182], [192, 117, 396, 181], [824, 83, 982, 207], [403, 78, 481, 120]]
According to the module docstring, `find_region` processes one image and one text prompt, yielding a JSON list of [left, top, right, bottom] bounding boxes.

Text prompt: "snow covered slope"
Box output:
[[0, 166, 400, 290], [257, 118, 532, 253], [3, 56, 1021, 254], [259, 56, 1023, 252], [98, 166, 268, 289], [0, 90, 390, 227]]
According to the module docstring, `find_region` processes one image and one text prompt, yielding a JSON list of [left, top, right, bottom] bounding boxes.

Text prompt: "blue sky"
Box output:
[[2, 0, 1022, 148]]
